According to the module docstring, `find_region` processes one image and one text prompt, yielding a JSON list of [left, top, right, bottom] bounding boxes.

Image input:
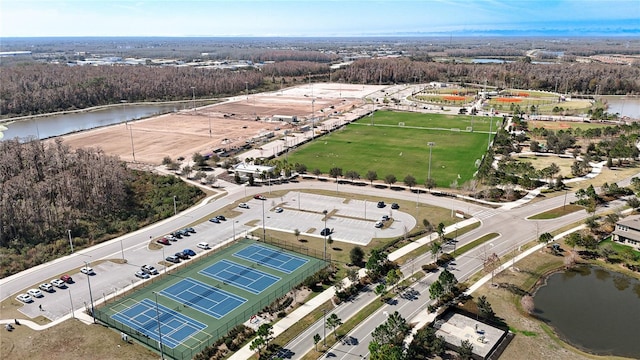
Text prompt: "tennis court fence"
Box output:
[[94, 247, 328, 359]]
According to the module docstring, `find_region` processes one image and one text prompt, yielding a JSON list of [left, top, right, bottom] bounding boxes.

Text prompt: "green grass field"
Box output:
[[94, 239, 326, 359], [289, 111, 492, 188]]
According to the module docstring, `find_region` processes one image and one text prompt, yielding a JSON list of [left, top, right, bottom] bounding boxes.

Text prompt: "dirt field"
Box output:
[[59, 84, 377, 164]]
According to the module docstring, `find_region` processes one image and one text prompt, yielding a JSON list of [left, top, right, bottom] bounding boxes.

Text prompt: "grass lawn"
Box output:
[[528, 204, 584, 220], [514, 154, 576, 178], [288, 111, 490, 188]]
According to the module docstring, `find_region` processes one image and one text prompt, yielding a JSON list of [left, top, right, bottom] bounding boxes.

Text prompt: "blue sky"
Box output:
[[1, 0, 638, 37]]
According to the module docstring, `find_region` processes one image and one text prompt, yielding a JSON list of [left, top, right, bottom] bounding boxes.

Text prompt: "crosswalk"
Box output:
[[474, 208, 502, 220]]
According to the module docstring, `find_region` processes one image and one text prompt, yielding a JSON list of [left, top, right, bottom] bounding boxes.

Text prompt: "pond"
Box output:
[[534, 265, 640, 358]]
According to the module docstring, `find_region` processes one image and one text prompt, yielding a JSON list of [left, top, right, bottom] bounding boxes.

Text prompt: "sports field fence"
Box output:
[[93, 237, 329, 359]]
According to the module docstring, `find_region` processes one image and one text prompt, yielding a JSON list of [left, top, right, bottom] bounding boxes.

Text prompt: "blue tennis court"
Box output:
[[111, 298, 206, 349], [233, 244, 308, 274], [199, 259, 280, 294], [159, 278, 246, 319]]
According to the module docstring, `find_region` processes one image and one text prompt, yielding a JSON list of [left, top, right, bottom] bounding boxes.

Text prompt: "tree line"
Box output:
[[3, 57, 639, 118], [0, 138, 204, 277]]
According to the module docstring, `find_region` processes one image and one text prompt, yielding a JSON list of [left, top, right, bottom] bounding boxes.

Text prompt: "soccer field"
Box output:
[[288, 111, 494, 188]]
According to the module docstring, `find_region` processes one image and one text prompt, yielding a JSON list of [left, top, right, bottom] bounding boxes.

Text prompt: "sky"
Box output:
[[1, 0, 638, 37]]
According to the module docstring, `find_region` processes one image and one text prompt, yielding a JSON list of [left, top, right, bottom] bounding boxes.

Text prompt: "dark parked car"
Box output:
[[183, 249, 196, 257], [377, 201, 385, 208], [165, 255, 180, 263], [209, 217, 220, 223], [185, 227, 196, 233], [254, 194, 266, 200], [156, 238, 170, 245], [175, 252, 189, 260], [320, 228, 332, 236], [391, 203, 399, 209], [216, 215, 226, 221], [171, 231, 182, 239], [60, 274, 73, 284]]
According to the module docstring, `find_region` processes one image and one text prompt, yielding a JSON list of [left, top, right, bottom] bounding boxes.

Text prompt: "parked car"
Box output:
[[60, 274, 73, 283], [209, 217, 220, 223], [275, 207, 284, 213], [254, 194, 266, 200], [178, 229, 190, 236], [141, 265, 158, 275], [381, 215, 390, 222], [27, 288, 44, 298], [216, 215, 226, 221], [136, 270, 151, 279], [51, 279, 66, 288], [320, 228, 332, 236], [375, 221, 384, 228], [135, 270, 150, 279], [183, 249, 196, 257], [39, 283, 54, 292], [16, 294, 33, 303], [80, 266, 95, 275], [377, 201, 385, 208], [156, 238, 170, 245], [165, 255, 180, 263], [391, 203, 400, 209], [171, 231, 182, 239], [164, 234, 177, 242], [174, 252, 188, 260], [197, 242, 210, 250], [239, 203, 249, 209], [185, 227, 195, 233]]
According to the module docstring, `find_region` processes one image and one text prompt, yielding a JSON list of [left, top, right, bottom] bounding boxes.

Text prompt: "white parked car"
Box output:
[[27, 288, 44, 298], [50, 279, 66, 288], [239, 203, 249, 209], [39, 283, 54, 292], [197, 242, 210, 250], [164, 234, 177, 241], [80, 266, 95, 275], [135, 270, 150, 279], [141, 265, 158, 275], [275, 207, 283, 213], [16, 293, 33, 303]]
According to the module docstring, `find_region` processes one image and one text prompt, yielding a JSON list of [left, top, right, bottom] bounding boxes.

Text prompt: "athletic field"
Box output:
[[94, 238, 326, 360], [289, 111, 496, 188]]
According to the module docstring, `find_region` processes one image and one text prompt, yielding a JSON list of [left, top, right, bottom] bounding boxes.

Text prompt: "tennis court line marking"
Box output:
[[233, 243, 308, 274], [110, 298, 206, 349], [159, 278, 246, 319], [199, 259, 280, 294]]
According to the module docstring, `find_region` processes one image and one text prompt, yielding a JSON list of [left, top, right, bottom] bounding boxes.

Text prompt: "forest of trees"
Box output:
[[2, 55, 639, 118], [0, 139, 205, 276]]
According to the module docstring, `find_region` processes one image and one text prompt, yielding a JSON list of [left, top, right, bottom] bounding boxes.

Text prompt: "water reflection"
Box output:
[[534, 265, 640, 358], [1, 103, 181, 141]]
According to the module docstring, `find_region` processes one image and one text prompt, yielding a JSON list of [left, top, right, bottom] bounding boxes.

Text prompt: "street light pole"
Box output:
[[245, 81, 249, 101], [191, 86, 195, 113], [68, 229, 74, 253], [120, 238, 125, 262], [427, 142, 435, 182], [84, 261, 96, 323], [208, 113, 212, 138], [153, 292, 165, 360], [173, 196, 177, 216], [488, 114, 493, 150], [323, 309, 328, 347], [129, 125, 136, 162], [322, 210, 328, 261], [262, 200, 266, 241]]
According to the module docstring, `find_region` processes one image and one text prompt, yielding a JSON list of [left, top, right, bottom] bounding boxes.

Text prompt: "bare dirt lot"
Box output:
[[59, 84, 377, 164]]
